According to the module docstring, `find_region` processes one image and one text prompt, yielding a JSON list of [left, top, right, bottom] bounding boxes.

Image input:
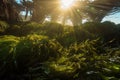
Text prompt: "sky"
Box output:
[[16, 0, 120, 24], [102, 12, 120, 24]]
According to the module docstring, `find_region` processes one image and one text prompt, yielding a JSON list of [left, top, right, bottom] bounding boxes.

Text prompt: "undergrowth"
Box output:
[[0, 21, 120, 80]]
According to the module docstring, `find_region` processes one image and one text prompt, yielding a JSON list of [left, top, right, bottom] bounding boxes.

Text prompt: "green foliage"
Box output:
[[100, 21, 117, 40], [47, 39, 120, 80], [21, 22, 43, 36], [43, 22, 64, 38], [81, 21, 120, 44], [4, 21, 120, 45], [0, 35, 19, 61], [16, 34, 62, 67], [0, 35, 20, 77], [6, 22, 44, 36], [0, 34, 63, 77], [75, 27, 95, 42], [6, 25, 21, 36], [57, 26, 95, 47], [0, 21, 9, 34], [57, 26, 77, 47], [116, 23, 120, 32], [82, 22, 102, 34], [0, 22, 120, 80]]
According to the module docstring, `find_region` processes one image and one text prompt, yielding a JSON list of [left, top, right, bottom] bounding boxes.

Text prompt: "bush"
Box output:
[[0, 35, 120, 80], [15, 35, 62, 72], [57, 27, 77, 47], [47, 39, 120, 80], [6, 22, 44, 36], [0, 21, 9, 35], [1, 21, 120, 80], [0, 35, 19, 61], [0, 35, 20, 78], [57, 26, 95, 47], [20, 22, 44, 36], [82, 22, 102, 34], [100, 21, 117, 38], [6, 25, 21, 36], [75, 28, 95, 42], [0, 34, 63, 78], [81, 21, 119, 44], [43, 22, 64, 38]]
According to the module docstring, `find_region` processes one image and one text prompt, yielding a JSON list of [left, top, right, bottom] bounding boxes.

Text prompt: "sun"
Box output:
[[60, 0, 74, 10]]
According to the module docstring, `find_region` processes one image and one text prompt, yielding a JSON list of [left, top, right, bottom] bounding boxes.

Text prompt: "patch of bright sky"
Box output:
[[15, 0, 32, 4], [102, 12, 120, 24], [20, 11, 31, 16], [15, 0, 21, 4]]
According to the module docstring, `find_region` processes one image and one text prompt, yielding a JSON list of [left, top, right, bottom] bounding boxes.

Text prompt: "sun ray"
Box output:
[[60, 0, 75, 10]]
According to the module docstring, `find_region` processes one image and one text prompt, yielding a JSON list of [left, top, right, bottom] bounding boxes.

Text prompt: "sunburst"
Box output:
[[60, 0, 75, 10]]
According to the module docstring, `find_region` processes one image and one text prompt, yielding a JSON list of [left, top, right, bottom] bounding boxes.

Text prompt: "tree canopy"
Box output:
[[0, 0, 120, 25]]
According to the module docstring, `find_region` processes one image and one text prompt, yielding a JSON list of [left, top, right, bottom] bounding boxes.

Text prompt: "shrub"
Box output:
[[82, 22, 102, 34], [47, 39, 120, 80], [100, 21, 117, 38], [12, 34, 63, 74], [43, 22, 64, 38], [1, 21, 120, 80], [6, 25, 21, 36], [0, 35, 19, 61], [6, 22, 44, 36], [0, 21, 9, 35], [0, 35, 20, 77], [57, 28, 77, 47], [0, 34, 63, 79], [0, 35, 120, 80], [81, 21, 119, 43], [117, 24, 120, 32], [75, 28, 95, 42], [20, 22, 44, 36], [57, 26, 95, 47]]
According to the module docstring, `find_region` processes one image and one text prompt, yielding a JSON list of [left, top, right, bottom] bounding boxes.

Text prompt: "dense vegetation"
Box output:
[[0, 0, 120, 80], [0, 20, 120, 80]]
